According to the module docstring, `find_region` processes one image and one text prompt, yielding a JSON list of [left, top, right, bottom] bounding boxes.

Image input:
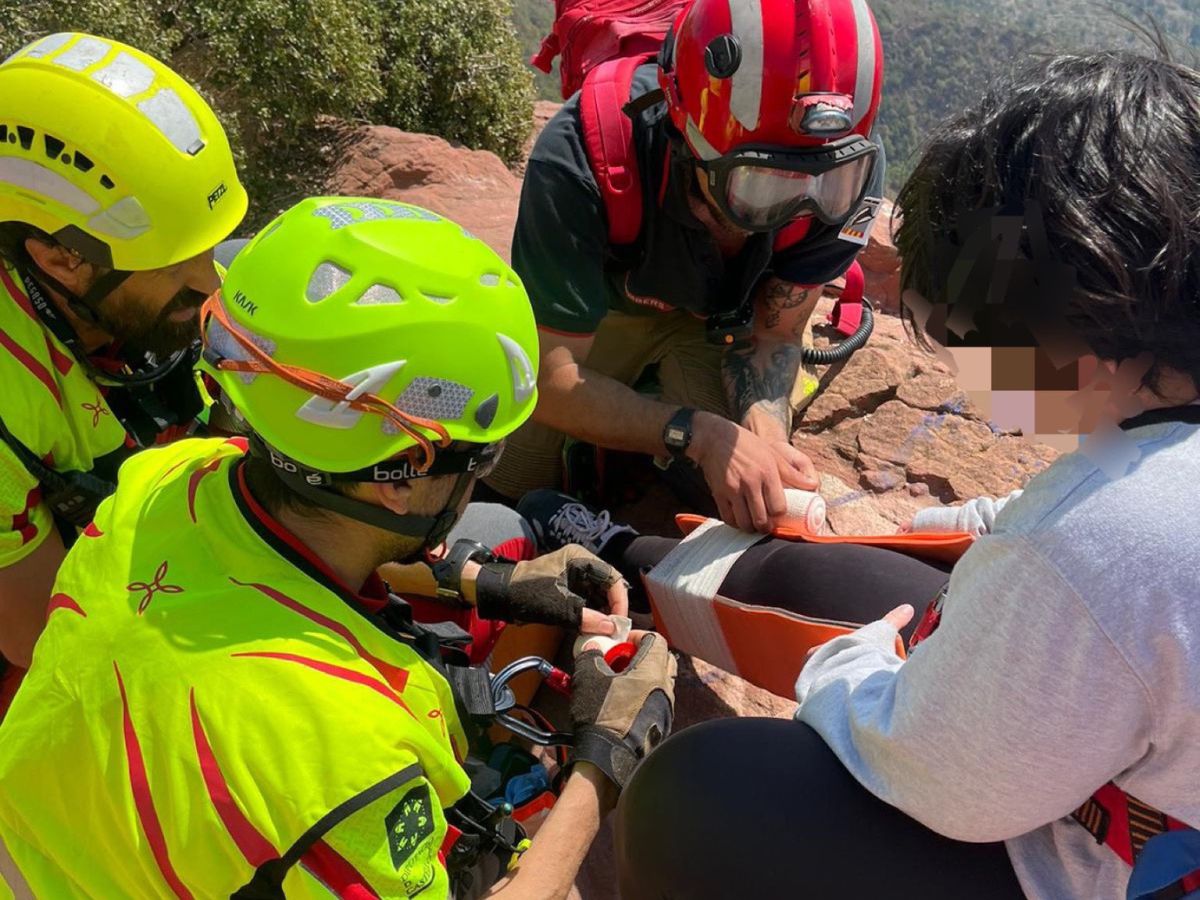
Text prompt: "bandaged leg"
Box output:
[[643, 491, 904, 699]]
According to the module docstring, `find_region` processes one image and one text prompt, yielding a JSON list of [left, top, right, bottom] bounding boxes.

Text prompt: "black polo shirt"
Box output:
[[513, 64, 887, 336]]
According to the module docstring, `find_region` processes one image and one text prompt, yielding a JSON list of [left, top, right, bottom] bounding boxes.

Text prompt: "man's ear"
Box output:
[[369, 481, 413, 516], [24, 237, 95, 294]]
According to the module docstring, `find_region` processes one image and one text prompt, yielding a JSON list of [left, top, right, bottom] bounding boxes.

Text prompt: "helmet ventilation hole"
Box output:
[[306, 261, 352, 303], [356, 283, 403, 306]]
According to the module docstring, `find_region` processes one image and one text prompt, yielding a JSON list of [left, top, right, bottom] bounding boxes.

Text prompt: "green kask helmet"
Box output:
[[199, 197, 539, 476]]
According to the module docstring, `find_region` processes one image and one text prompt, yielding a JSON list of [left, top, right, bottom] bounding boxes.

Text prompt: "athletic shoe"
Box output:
[[516, 489, 638, 556]]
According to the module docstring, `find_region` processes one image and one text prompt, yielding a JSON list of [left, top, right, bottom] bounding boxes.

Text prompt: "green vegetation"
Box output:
[[510, 0, 1200, 193], [0, 0, 535, 227]]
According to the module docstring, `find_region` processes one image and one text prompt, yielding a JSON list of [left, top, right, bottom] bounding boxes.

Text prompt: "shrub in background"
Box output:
[[0, 0, 534, 229]]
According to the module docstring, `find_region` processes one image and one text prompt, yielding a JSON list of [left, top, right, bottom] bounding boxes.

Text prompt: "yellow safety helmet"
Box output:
[[0, 32, 246, 272]]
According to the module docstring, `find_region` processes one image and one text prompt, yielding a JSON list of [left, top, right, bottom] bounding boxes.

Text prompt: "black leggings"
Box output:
[[616, 718, 1024, 899], [603, 533, 953, 643]]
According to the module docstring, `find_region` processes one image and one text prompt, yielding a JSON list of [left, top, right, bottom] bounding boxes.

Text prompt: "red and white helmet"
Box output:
[[658, 0, 885, 230]]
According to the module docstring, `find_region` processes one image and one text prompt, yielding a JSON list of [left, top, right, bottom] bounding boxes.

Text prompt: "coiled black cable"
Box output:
[[801, 299, 874, 366]]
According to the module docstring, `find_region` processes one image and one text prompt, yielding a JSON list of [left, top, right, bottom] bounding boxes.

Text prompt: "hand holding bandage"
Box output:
[[570, 633, 677, 790]]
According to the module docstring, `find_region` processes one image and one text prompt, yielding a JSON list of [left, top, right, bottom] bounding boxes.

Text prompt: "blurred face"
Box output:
[[94, 249, 218, 356]]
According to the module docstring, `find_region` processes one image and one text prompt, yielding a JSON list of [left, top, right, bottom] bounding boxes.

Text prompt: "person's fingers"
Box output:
[[762, 461, 787, 518], [883, 604, 916, 631], [580, 609, 617, 636], [628, 628, 654, 642], [745, 479, 771, 533], [785, 447, 820, 491], [606, 578, 630, 619], [730, 490, 755, 532]]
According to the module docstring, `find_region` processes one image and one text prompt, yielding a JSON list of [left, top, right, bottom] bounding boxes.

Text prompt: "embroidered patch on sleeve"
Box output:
[[385, 783, 437, 894]]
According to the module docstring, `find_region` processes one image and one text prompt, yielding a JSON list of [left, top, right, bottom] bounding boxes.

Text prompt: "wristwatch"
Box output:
[[431, 539, 496, 602], [663, 407, 696, 462]]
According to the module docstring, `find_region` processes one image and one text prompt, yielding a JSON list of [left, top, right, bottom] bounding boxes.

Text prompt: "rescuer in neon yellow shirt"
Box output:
[[0, 33, 247, 667], [0, 197, 677, 898]]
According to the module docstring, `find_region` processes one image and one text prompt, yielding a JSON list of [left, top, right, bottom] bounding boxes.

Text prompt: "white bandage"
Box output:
[[574, 614, 632, 658]]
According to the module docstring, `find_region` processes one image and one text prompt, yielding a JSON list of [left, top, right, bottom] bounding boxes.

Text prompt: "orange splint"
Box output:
[[641, 510, 974, 699]]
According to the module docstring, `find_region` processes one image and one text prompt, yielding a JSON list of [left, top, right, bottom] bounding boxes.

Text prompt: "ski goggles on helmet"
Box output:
[[697, 136, 878, 232]]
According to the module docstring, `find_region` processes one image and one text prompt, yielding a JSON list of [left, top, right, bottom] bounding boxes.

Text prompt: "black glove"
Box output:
[[569, 633, 677, 790], [474, 544, 624, 627]]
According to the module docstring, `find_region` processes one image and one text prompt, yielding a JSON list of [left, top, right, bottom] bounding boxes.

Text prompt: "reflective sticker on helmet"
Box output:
[[12, 32, 72, 63], [91, 52, 156, 99], [88, 195, 151, 240], [421, 291, 455, 305], [312, 200, 442, 231], [306, 262, 353, 303], [479, 273, 501, 287], [297, 361, 406, 429], [356, 283, 404, 306], [391, 377, 474, 426], [137, 88, 204, 155], [850, 0, 877, 130], [0, 158, 100, 215], [52, 36, 112, 72], [685, 118, 722, 161], [726, 0, 764, 132], [497, 334, 535, 404], [205, 316, 278, 385]]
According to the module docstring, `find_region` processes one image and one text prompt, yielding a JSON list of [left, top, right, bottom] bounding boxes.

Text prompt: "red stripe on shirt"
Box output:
[[0, 327, 61, 406], [186, 460, 222, 523], [189, 689, 278, 867], [114, 662, 195, 900], [47, 593, 86, 618], [301, 839, 381, 899], [228, 578, 411, 695], [45, 340, 73, 376], [0, 266, 35, 323], [231, 651, 417, 720], [11, 486, 41, 546]]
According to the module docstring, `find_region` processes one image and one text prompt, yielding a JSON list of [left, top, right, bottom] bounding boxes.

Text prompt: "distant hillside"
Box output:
[[511, 0, 1199, 194]]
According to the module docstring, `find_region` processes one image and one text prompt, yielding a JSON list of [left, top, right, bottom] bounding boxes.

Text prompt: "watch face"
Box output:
[[666, 425, 687, 445]]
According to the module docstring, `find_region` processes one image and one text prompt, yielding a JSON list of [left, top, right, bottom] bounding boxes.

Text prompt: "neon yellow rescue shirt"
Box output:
[[0, 437, 471, 898]]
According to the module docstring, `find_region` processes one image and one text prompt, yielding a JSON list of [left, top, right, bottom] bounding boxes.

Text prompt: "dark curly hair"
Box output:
[[896, 49, 1200, 394]]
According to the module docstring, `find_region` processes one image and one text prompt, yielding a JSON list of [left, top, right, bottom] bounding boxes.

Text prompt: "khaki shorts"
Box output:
[[485, 311, 731, 500]]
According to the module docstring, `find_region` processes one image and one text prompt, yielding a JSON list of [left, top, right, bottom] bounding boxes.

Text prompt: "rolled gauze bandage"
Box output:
[[781, 489, 826, 535], [574, 614, 632, 659]]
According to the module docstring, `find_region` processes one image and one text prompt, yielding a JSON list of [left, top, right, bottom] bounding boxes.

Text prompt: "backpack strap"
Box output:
[[579, 54, 653, 246]]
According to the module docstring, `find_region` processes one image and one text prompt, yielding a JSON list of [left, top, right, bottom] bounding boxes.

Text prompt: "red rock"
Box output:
[[326, 126, 522, 260], [896, 370, 969, 413], [514, 100, 563, 178], [860, 200, 902, 313]]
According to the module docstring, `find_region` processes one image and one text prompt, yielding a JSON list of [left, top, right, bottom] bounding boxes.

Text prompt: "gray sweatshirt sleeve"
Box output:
[[794, 533, 1154, 843], [910, 490, 1023, 537]]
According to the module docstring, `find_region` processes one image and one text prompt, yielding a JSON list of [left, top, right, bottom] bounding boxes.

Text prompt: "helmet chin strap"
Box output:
[[282, 470, 472, 551], [20, 248, 131, 329]]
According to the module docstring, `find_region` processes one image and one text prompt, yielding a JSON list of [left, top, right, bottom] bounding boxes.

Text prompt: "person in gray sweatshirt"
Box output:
[[613, 48, 1200, 900]]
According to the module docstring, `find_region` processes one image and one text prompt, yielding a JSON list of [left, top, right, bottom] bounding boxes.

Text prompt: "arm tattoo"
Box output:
[[722, 340, 804, 435], [760, 281, 815, 332]]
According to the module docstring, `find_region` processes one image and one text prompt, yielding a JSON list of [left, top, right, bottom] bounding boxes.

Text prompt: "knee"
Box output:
[[448, 503, 536, 557], [616, 718, 812, 898]]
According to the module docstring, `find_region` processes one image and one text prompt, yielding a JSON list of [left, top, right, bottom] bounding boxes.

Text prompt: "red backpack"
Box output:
[[530, 0, 866, 333]]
